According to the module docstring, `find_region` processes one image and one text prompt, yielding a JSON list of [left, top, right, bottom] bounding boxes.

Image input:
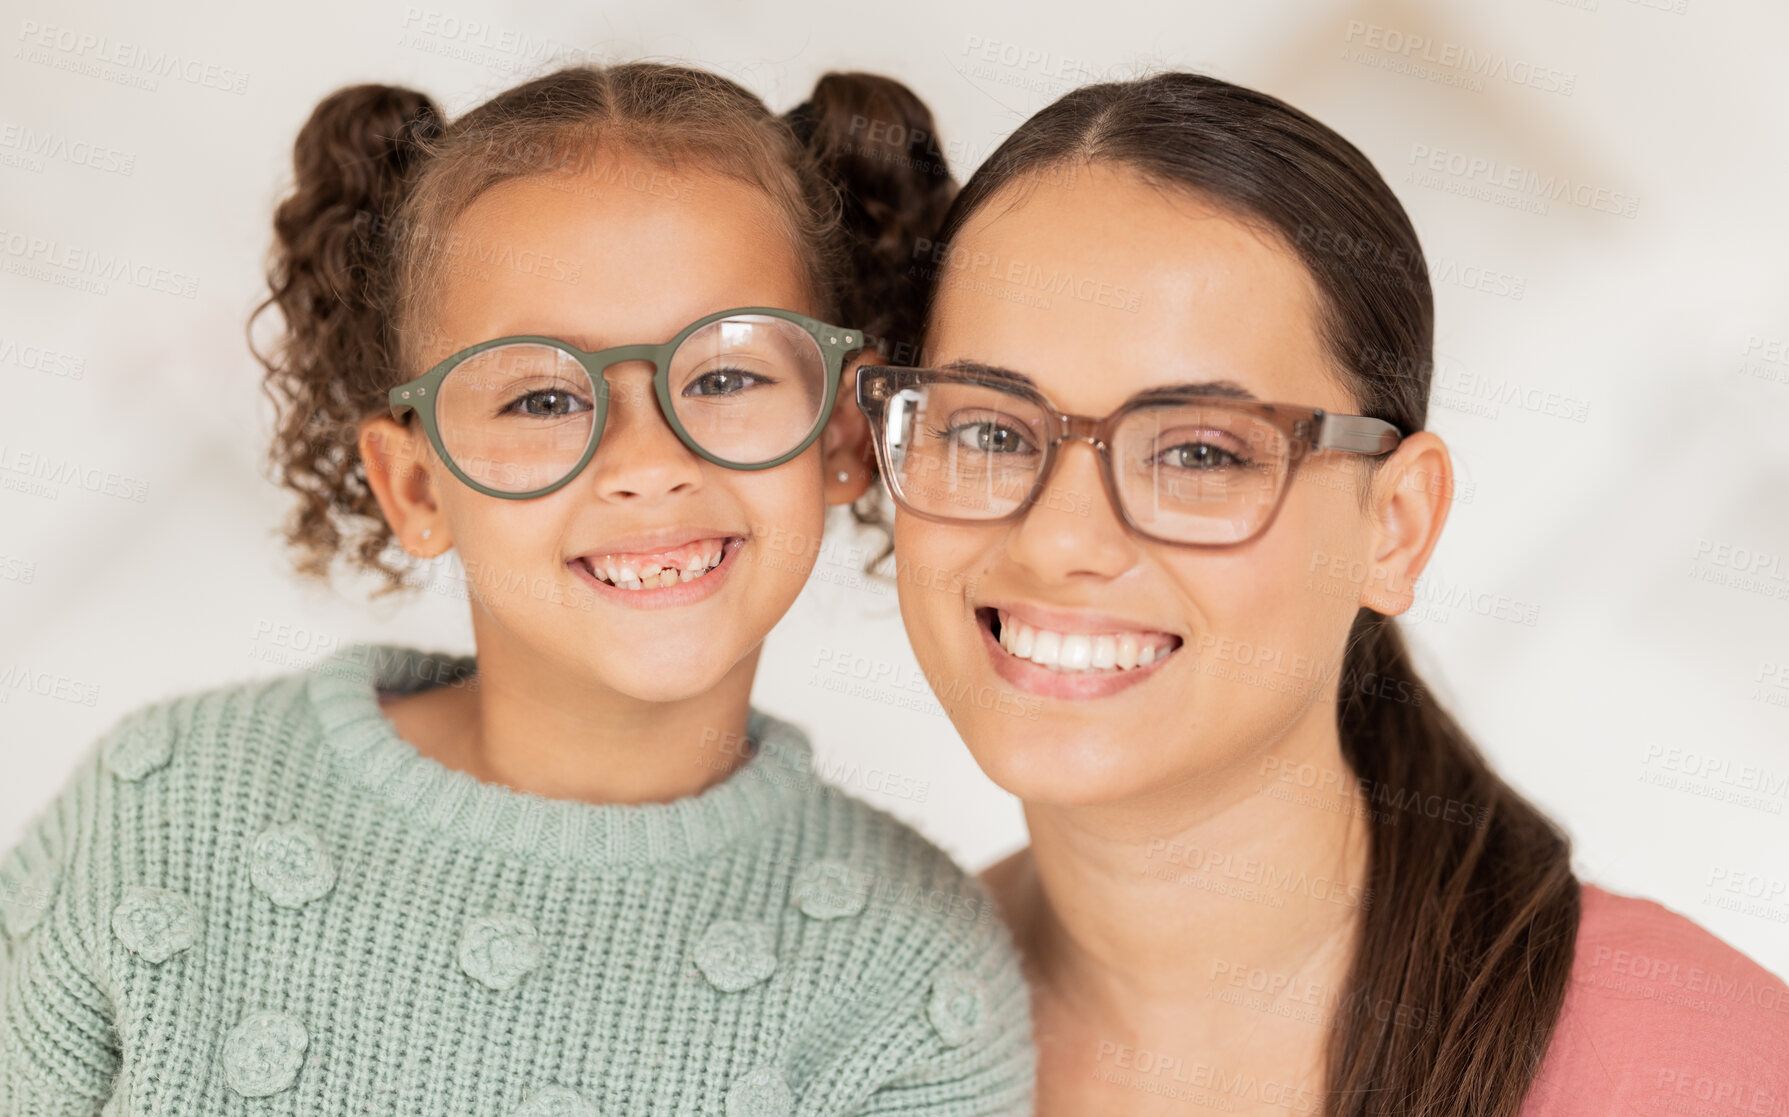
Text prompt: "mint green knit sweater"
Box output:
[[0, 644, 1034, 1115]]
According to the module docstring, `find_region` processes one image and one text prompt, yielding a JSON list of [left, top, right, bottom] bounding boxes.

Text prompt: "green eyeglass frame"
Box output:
[[387, 306, 864, 500]]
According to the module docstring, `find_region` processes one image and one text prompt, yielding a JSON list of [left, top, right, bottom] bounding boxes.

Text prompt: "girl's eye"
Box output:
[[504, 389, 592, 417], [684, 367, 771, 397], [942, 421, 1034, 454], [1156, 441, 1247, 470]]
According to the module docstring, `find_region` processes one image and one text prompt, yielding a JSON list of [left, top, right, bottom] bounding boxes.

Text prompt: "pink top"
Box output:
[[1521, 884, 1789, 1115]]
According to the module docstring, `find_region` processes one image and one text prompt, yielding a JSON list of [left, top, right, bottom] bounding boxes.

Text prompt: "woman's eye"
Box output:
[[684, 367, 770, 397], [949, 421, 1031, 453], [505, 389, 591, 417], [1158, 441, 1246, 469]]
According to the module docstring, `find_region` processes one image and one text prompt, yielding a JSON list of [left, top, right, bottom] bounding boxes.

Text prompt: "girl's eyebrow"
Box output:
[[937, 358, 1261, 401]]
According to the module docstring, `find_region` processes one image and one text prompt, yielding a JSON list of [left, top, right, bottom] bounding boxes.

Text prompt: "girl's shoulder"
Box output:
[[1521, 883, 1789, 1116], [761, 706, 1015, 948], [0, 663, 318, 963]]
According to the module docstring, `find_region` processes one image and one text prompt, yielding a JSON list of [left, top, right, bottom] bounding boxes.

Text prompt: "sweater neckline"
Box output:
[[304, 642, 814, 868]]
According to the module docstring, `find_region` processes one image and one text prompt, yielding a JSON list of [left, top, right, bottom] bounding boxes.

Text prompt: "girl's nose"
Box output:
[[584, 363, 704, 501]]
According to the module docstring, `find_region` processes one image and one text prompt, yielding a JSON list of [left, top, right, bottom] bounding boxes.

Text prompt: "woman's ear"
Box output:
[[359, 416, 450, 557], [820, 349, 881, 506], [1358, 430, 1453, 615]]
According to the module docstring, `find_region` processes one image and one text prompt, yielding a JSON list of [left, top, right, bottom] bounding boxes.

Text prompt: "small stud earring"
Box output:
[[836, 470, 850, 483]]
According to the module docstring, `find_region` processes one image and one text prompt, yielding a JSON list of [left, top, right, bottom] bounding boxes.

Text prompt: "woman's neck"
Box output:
[[991, 707, 1373, 1115], [380, 619, 760, 806]]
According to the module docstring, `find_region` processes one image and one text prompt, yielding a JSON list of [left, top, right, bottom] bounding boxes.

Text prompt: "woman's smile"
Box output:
[[975, 602, 1183, 699]]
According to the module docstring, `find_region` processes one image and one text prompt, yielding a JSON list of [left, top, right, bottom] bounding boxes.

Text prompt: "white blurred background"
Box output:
[[2, 0, 1785, 976]]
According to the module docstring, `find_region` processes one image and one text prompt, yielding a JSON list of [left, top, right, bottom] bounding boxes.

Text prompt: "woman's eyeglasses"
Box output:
[[855, 363, 1403, 547], [388, 307, 862, 499]]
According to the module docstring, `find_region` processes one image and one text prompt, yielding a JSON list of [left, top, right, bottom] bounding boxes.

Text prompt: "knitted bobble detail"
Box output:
[[102, 716, 174, 781], [112, 886, 201, 963], [222, 1009, 309, 1097], [458, 912, 543, 991], [694, 920, 778, 992], [927, 968, 988, 1047], [725, 1066, 794, 1117], [791, 859, 869, 920], [0, 860, 59, 939], [512, 1083, 597, 1116], [250, 822, 337, 908]]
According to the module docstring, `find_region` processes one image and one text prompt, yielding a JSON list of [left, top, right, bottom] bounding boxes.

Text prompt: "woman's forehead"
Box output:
[[926, 166, 1342, 413]]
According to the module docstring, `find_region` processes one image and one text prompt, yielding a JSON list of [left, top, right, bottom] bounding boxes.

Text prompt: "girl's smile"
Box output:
[[568, 531, 747, 607]]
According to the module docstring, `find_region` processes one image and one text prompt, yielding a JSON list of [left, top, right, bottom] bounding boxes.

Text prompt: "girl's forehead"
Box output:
[[427, 169, 814, 351]]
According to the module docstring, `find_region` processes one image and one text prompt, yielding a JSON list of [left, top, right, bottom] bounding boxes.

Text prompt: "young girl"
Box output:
[[858, 73, 1789, 1115], [0, 64, 1032, 1114]]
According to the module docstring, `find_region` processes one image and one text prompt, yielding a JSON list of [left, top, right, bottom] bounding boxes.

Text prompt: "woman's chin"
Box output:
[[962, 731, 1174, 808]]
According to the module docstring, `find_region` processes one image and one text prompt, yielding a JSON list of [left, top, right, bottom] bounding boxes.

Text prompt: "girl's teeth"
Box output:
[[996, 610, 1174, 674], [589, 549, 724, 591]]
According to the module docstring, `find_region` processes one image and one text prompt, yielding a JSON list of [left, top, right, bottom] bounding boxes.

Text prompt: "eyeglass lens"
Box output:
[[877, 379, 1294, 544], [433, 314, 829, 493]]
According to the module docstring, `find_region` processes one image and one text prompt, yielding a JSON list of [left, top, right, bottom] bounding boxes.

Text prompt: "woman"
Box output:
[[856, 73, 1789, 1115]]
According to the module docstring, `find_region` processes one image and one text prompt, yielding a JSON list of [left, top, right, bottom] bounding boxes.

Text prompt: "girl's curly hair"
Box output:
[[250, 63, 955, 594]]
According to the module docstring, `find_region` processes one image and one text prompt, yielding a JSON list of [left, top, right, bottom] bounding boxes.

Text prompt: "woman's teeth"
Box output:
[[995, 609, 1177, 673], [587, 545, 724, 591]]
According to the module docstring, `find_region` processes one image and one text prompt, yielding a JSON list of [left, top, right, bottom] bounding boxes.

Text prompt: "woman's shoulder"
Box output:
[[1521, 883, 1789, 1116]]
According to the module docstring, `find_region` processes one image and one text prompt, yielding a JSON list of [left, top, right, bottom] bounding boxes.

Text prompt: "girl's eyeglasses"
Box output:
[[855, 363, 1403, 547], [388, 307, 862, 499]]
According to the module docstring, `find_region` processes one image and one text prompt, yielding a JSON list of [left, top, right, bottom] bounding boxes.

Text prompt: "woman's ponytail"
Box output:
[[251, 84, 441, 594]]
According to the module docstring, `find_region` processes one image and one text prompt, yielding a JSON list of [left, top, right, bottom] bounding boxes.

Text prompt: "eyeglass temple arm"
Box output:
[[1314, 412, 1402, 455]]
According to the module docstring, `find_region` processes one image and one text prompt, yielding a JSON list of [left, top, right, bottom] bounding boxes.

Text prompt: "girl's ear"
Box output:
[[820, 349, 881, 506], [359, 416, 450, 557]]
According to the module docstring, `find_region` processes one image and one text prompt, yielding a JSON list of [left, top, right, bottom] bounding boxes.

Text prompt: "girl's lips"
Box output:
[[975, 606, 1179, 700], [569, 535, 745, 610]]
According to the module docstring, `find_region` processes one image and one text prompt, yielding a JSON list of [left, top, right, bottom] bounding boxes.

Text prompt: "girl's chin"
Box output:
[[605, 665, 737, 705]]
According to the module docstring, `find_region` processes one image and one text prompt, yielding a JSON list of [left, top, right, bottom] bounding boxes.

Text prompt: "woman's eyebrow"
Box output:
[[938, 359, 1260, 400]]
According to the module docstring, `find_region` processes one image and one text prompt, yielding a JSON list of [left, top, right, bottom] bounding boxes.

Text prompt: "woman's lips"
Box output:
[[976, 606, 1181, 700], [568, 535, 744, 609]]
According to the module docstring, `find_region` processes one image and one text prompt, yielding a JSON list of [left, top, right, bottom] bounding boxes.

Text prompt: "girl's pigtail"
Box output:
[[786, 72, 956, 364], [788, 73, 956, 568], [251, 84, 442, 594]]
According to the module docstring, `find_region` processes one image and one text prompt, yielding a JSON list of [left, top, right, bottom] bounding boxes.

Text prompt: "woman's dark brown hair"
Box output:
[[250, 63, 954, 594], [919, 73, 1580, 1117]]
